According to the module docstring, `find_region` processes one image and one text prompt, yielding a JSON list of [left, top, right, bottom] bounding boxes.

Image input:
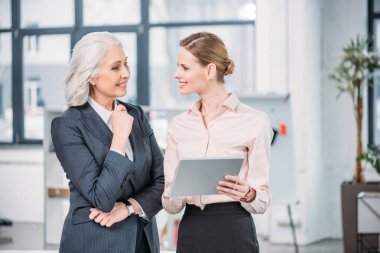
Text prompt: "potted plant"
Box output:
[[360, 143, 380, 176], [330, 36, 380, 253]]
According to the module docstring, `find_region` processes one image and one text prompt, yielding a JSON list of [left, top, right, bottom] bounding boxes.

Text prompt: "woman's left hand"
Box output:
[[89, 202, 129, 227], [217, 175, 250, 200]]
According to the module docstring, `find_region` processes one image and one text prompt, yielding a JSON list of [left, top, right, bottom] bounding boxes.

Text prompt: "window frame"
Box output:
[[368, 0, 377, 144], [1, 0, 255, 145]]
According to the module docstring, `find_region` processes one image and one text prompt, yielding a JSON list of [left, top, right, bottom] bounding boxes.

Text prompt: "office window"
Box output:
[[0, 84, 3, 116], [149, 26, 256, 107], [375, 0, 380, 12], [21, 0, 74, 28], [23, 35, 70, 139], [25, 77, 43, 109], [7, 0, 256, 143], [368, 0, 380, 145], [375, 73, 380, 143], [0, 33, 12, 142], [83, 0, 140, 26], [26, 35, 40, 52], [0, 0, 11, 29], [372, 20, 380, 144], [150, 0, 256, 23]]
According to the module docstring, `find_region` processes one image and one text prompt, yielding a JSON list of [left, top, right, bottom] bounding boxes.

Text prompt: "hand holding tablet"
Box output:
[[169, 157, 244, 197]]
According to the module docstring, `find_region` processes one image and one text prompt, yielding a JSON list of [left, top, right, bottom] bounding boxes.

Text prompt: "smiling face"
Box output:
[[90, 45, 130, 106], [173, 47, 209, 95]]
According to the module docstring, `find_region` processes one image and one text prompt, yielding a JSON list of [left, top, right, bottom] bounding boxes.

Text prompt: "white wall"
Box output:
[[256, 0, 288, 95], [271, 0, 325, 244], [0, 148, 44, 223], [256, 0, 368, 245], [322, 0, 367, 238]]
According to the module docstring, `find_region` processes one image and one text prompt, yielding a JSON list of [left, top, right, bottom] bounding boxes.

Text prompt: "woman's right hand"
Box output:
[[110, 104, 134, 153], [89, 202, 130, 227]]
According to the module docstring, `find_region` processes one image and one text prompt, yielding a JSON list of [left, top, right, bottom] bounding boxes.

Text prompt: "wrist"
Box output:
[[127, 198, 142, 215], [240, 187, 256, 203], [126, 203, 135, 216], [110, 140, 126, 154]]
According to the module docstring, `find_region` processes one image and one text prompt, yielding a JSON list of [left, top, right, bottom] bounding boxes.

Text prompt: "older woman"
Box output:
[[51, 32, 164, 253]]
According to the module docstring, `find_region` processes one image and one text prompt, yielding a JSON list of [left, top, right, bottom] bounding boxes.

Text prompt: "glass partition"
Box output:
[[23, 34, 71, 139], [113, 32, 138, 104], [21, 0, 74, 28], [149, 25, 256, 107], [0, 0, 11, 29], [0, 32, 12, 142], [83, 0, 140, 26], [150, 0, 256, 23]]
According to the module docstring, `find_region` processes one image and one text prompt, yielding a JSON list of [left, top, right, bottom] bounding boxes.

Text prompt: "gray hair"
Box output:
[[64, 31, 122, 107]]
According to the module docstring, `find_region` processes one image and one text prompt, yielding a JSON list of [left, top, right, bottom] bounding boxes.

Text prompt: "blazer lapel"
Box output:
[[81, 103, 113, 148], [123, 105, 148, 192], [78, 102, 147, 193], [128, 108, 146, 172], [80, 101, 146, 171]]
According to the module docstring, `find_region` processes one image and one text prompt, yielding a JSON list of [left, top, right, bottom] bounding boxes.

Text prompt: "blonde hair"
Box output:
[[180, 32, 235, 83], [64, 32, 122, 107]]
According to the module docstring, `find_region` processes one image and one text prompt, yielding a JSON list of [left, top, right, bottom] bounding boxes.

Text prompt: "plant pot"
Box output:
[[341, 181, 380, 253]]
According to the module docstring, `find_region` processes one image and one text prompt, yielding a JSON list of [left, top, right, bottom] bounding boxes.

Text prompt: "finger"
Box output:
[[100, 215, 110, 227], [217, 186, 241, 197], [115, 104, 127, 112], [217, 188, 240, 200], [89, 209, 102, 220], [224, 175, 240, 183], [218, 184, 246, 198], [222, 176, 249, 194], [94, 212, 107, 223], [218, 180, 239, 190], [105, 217, 115, 228]]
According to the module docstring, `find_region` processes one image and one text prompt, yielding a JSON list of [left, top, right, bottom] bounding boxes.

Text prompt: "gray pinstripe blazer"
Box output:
[[51, 101, 164, 253]]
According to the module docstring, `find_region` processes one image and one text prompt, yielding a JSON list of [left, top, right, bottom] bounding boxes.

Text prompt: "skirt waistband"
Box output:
[[184, 202, 247, 216]]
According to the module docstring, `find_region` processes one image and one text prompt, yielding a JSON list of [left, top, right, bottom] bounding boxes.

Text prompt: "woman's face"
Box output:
[[90, 45, 130, 102], [173, 47, 208, 95]]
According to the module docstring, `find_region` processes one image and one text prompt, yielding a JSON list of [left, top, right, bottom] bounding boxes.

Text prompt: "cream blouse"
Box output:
[[162, 93, 273, 214]]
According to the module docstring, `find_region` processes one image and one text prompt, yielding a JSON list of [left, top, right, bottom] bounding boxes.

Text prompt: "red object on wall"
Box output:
[[279, 123, 287, 136]]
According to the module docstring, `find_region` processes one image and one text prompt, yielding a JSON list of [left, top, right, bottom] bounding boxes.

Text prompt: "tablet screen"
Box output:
[[169, 157, 244, 197]]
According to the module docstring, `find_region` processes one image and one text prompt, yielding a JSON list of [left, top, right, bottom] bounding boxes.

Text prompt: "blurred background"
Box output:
[[0, 0, 380, 252]]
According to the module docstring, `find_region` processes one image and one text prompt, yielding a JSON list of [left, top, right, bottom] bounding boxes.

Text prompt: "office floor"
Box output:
[[0, 222, 344, 253]]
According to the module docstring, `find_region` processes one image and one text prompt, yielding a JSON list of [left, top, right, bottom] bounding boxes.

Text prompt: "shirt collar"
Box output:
[[87, 97, 113, 125], [188, 92, 240, 114]]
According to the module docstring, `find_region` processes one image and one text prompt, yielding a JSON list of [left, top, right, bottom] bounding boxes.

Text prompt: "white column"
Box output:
[[268, 0, 325, 244], [256, 0, 288, 95]]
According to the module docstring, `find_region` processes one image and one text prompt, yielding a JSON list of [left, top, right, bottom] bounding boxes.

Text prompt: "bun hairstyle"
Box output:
[[224, 58, 235, 76], [179, 32, 234, 83]]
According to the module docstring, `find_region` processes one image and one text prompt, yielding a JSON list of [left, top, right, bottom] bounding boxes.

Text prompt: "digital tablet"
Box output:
[[169, 157, 244, 197]]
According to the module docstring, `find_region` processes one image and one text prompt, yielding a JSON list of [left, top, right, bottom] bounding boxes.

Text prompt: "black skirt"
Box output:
[[177, 202, 259, 253]]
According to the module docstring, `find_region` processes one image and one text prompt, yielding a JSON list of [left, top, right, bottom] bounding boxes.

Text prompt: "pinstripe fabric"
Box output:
[[51, 101, 164, 253]]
